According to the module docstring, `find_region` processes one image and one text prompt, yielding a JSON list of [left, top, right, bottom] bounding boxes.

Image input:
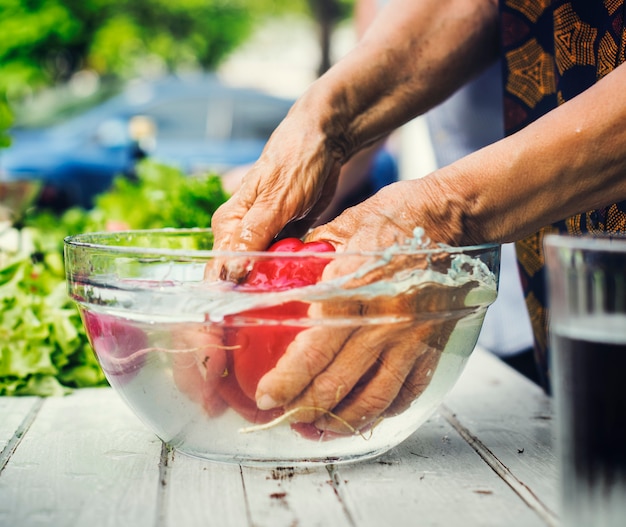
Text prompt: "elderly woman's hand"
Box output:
[[204, 173, 474, 433], [255, 279, 476, 434], [209, 100, 346, 262], [247, 181, 474, 434]]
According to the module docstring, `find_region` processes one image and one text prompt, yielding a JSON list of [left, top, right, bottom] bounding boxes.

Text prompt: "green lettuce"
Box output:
[[0, 247, 106, 396], [1, 160, 229, 396]]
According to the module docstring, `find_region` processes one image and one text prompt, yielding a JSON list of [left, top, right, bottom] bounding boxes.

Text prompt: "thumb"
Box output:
[[209, 193, 294, 282]]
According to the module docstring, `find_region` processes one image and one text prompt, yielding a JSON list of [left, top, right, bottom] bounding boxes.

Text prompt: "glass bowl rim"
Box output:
[[64, 228, 501, 258]]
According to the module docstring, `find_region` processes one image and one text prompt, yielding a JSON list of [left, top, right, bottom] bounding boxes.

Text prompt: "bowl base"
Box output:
[[169, 443, 392, 467]]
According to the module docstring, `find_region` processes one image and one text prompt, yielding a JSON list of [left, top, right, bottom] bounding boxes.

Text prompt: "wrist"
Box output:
[[411, 172, 482, 246], [292, 80, 355, 165]]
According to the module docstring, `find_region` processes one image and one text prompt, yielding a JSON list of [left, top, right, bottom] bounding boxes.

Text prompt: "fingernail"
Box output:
[[256, 393, 279, 410]]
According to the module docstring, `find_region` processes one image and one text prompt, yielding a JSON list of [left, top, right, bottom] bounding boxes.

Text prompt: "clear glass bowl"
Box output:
[[64, 229, 500, 466]]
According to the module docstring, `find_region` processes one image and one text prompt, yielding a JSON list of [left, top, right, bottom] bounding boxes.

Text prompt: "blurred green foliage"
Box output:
[[0, 91, 12, 147], [0, 0, 252, 97], [25, 159, 230, 249], [0, 160, 230, 396], [0, 0, 355, 100]]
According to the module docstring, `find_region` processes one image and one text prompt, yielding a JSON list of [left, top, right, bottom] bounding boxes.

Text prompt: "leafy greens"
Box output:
[[0, 160, 229, 396]]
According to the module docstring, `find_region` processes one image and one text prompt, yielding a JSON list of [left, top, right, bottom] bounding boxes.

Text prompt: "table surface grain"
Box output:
[[0, 347, 559, 527]]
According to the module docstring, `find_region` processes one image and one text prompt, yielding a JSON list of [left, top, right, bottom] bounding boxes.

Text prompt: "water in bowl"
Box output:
[[77, 257, 496, 466]]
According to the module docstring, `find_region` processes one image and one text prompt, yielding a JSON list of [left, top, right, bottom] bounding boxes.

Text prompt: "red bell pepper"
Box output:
[[82, 310, 148, 382], [217, 238, 335, 420]]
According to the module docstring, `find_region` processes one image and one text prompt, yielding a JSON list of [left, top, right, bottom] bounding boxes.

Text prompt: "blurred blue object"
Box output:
[[0, 75, 295, 210]]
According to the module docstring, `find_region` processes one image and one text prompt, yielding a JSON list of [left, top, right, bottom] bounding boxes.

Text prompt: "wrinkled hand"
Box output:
[[251, 182, 472, 434], [210, 104, 345, 261], [207, 143, 474, 434], [255, 262, 476, 435]]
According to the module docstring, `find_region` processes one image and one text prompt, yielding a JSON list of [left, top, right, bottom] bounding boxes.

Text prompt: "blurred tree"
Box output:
[[307, 0, 353, 76], [0, 91, 12, 148], [0, 0, 355, 100], [252, 0, 355, 76], [0, 0, 258, 97]]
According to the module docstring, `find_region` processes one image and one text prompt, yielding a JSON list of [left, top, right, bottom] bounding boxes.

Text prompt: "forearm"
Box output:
[[428, 62, 626, 245], [209, 0, 500, 254], [292, 0, 500, 161]]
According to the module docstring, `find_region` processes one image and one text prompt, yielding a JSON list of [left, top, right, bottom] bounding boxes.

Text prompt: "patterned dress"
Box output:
[[500, 0, 626, 391]]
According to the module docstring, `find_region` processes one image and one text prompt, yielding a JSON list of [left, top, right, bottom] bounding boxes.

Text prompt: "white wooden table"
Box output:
[[0, 347, 559, 527]]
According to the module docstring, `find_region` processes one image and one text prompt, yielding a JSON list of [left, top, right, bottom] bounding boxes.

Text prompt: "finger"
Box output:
[[205, 175, 285, 283], [383, 343, 442, 418], [219, 192, 289, 252], [253, 282, 450, 415], [281, 323, 402, 424], [384, 305, 468, 418], [314, 323, 430, 433], [255, 325, 356, 410], [205, 194, 250, 282], [253, 292, 371, 410], [208, 164, 293, 281], [207, 198, 281, 283], [308, 281, 477, 431]]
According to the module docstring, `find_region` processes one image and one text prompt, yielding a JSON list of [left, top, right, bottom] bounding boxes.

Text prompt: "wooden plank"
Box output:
[[0, 389, 162, 527], [330, 412, 549, 527], [0, 396, 42, 473], [443, 347, 558, 525], [241, 464, 352, 527], [162, 417, 538, 527], [159, 448, 250, 527], [161, 447, 351, 526]]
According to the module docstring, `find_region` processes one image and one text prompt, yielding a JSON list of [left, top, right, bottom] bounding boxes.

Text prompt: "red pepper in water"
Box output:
[[82, 310, 148, 382], [217, 238, 334, 421], [243, 238, 335, 290]]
